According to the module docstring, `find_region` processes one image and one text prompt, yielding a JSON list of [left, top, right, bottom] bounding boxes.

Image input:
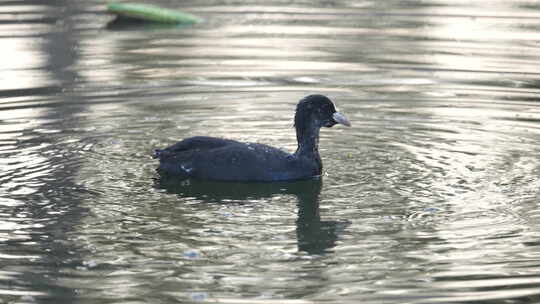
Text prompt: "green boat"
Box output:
[[107, 2, 202, 24]]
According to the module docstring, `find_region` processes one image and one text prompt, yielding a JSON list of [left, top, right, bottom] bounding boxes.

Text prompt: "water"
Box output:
[[2, 0, 540, 303]]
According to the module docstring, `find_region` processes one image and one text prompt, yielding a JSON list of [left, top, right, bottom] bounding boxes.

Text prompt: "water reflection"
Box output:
[[155, 177, 344, 254], [0, 1, 95, 301]]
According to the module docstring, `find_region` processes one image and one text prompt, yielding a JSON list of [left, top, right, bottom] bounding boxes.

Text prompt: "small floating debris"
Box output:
[[424, 207, 439, 213], [107, 2, 202, 24], [190, 292, 208, 302], [183, 249, 200, 259], [83, 260, 98, 268]]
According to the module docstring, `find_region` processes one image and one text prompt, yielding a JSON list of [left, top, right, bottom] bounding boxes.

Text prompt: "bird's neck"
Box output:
[[294, 123, 321, 158]]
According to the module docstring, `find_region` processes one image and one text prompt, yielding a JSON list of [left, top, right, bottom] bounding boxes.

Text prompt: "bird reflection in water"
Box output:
[[154, 176, 348, 255]]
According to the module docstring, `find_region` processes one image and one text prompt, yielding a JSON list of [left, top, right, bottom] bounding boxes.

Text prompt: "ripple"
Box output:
[[1, 0, 540, 303]]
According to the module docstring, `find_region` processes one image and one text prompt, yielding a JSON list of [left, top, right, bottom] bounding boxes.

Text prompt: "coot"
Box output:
[[154, 94, 351, 181]]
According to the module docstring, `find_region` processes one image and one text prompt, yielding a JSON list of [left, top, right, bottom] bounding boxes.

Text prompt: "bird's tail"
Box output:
[[153, 149, 163, 159]]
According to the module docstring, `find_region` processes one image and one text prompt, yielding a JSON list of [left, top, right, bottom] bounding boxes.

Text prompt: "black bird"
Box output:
[[153, 94, 351, 182]]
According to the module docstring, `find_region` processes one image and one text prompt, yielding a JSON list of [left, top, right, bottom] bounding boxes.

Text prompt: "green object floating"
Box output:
[[107, 2, 202, 24]]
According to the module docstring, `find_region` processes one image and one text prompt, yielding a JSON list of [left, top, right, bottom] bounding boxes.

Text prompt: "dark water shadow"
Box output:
[[154, 176, 347, 255], [106, 16, 196, 31]]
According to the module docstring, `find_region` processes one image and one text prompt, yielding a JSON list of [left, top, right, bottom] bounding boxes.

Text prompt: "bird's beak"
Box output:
[[333, 112, 351, 127]]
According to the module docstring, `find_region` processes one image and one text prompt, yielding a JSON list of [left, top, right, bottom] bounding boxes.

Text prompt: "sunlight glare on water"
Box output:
[[0, 0, 540, 303]]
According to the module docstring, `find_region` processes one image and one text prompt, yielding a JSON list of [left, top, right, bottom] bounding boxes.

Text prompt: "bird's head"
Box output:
[[294, 94, 351, 131]]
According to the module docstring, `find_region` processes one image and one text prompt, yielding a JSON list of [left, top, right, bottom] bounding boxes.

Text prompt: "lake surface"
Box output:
[[2, 0, 540, 303]]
